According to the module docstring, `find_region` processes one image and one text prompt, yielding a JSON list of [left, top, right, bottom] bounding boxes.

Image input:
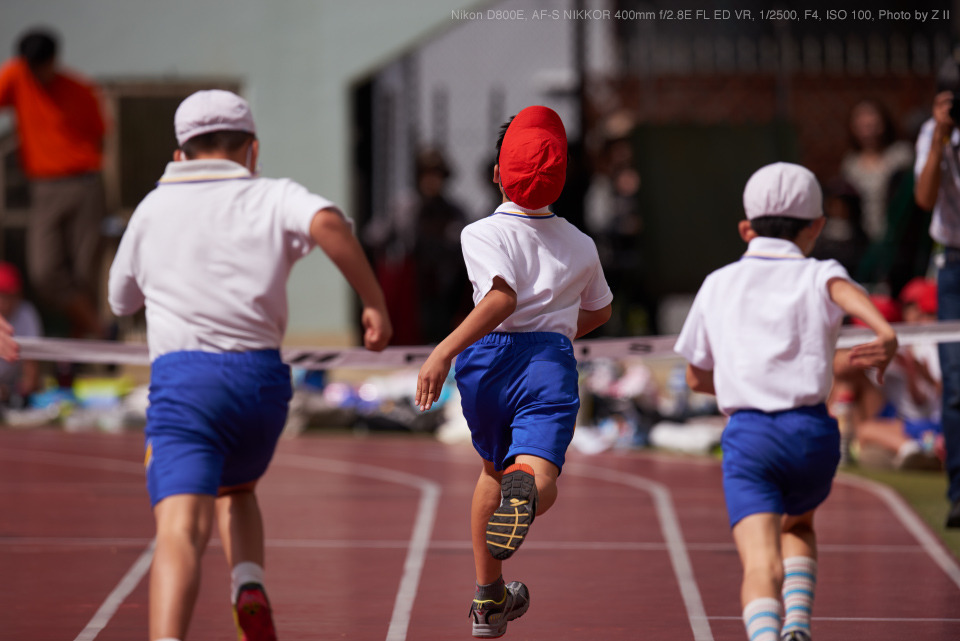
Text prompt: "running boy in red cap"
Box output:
[[416, 105, 613, 638], [109, 90, 391, 641], [675, 162, 897, 641]]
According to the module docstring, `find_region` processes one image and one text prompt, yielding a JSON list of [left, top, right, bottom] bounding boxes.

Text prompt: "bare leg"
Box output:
[[513, 454, 560, 515], [150, 493, 216, 641], [216, 481, 264, 571], [472, 460, 503, 585], [731, 512, 784, 605]]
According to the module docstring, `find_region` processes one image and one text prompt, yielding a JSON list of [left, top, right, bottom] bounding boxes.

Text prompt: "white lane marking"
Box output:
[[569, 463, 714, 641], [836, 473, 960, 591], [73, 540, 155, 641], [274, 454, 441, 641], [0, 447, 152, 641], [0, 536, 930, 554]]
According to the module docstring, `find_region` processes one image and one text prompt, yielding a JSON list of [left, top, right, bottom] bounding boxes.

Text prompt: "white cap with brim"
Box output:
[[174, 89, 256, 147], [743, 162, 822, 221]]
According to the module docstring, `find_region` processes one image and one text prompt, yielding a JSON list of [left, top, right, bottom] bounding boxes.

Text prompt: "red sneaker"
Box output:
[[233, 583, 277, 641]]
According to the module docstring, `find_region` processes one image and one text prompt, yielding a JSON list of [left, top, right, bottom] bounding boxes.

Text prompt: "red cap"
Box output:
[[0, 262, 22, 295], [499, 106, 567, 210], [899, 277, 938, 315], [853, 294, 901, 327]]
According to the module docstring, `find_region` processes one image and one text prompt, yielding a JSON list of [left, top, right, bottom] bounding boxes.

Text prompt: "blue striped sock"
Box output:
[[782, 556, 817, 636], [742, 597, 782, 641]]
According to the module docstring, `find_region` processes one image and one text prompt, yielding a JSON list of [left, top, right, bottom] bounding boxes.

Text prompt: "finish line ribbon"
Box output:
[[16, 320, 960, 370]]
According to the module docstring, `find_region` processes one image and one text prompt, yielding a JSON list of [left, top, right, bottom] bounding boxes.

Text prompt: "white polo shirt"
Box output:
[[674, 236, 852, 415], [915, 118, 960, 248], [460, 201, 613, 341], [108, 159, 337, 361]]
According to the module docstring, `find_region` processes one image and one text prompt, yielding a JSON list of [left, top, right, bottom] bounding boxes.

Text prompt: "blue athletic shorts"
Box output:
[[455, 332, 579, 472], [721, 403, 840, 528], [144, 349, 292, 507]]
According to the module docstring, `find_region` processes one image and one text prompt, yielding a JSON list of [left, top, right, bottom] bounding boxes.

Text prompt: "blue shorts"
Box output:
[[144, 350, 292, 507], [455, 332, 579, 472], [721, 404, 840, 528]]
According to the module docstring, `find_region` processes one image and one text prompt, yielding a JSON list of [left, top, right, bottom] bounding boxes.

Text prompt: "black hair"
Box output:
[[180, 130, 255, 159], [847, 99, 898, 152], [749, 215, 814, 240], [17, 28, 58, 68], [495, 115, 516, 163]]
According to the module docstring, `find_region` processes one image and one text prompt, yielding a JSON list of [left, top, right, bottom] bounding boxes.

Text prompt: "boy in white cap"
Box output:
[[675, 162, 898, 641], [416, 106, 613, 637], [109, 90, 391, 641]]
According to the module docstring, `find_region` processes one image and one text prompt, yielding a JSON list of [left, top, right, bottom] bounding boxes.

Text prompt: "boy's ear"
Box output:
[[174, 149, 186, 162], [492, 164, 500, 184], [738, 219, 757, 243]]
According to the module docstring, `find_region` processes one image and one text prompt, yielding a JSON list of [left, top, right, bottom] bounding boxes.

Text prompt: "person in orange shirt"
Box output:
[[0, 28, 107, 339]]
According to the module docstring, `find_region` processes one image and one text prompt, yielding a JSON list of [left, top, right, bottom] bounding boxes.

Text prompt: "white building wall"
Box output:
[[0, 0, 479, 342]]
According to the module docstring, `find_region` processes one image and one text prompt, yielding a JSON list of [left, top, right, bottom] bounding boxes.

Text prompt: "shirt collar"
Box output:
[[742, 236, 805, 260], [158, 158, 252, 184], [493, 201, 555, 218]]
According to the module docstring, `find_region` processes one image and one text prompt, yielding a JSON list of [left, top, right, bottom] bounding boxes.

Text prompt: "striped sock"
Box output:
[[742, 597, 782, 641], [782, 556, 817, 637]]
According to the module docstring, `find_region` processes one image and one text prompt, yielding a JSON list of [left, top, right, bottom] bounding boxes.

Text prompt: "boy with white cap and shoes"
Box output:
[[109, 89, 391, 641], [674, 162, 898, 641], [416, 105, 612, 637]]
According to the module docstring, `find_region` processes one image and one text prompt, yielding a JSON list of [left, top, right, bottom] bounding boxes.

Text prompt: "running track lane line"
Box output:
[[0, 447, 156, 641], [273, 453, 441, 641], [567, 463, 714, 641], [835, 473, 960, 590]]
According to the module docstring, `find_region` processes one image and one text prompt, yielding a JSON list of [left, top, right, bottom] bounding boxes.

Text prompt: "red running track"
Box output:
[[2, 428, 959, 641]]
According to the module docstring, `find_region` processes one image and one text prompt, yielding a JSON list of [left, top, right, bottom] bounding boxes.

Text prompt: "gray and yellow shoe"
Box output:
[[781, 630, 811, 641], [469, 581, 530, 638], [486, 463, 538, 560]]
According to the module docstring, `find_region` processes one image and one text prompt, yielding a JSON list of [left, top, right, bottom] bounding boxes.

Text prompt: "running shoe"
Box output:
[[781, 631, 811, 641], [469, 580, 530, 638], [486, 463, 538, 560], [233, 582, 277, 641]]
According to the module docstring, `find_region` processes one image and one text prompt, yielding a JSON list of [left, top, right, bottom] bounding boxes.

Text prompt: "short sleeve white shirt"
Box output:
[[460, 202, 612, 340], [674, 236, 853, 415], [915, 118, 960, 248], [108, 159, 338, 361]]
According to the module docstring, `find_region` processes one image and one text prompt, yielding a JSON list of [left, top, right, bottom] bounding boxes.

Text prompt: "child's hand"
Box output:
[[361, 306, 392, 352], [848, 332, 898, 384], [416, 351, 452, 411]]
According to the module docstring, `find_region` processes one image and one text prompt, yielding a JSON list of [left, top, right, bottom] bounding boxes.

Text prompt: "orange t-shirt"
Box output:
[[0, 58, 105, 179]]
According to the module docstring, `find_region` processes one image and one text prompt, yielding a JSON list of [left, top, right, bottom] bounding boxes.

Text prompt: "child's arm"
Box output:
[[575, 304, 612, 338], [416, 277, 517, 411], [685, 363, 715, 395], [828, 278, 899, 383], [310, 208, 392, 351]]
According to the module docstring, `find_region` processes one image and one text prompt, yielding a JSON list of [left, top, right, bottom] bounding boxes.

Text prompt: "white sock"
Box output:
[[782, 556, 817, 637], [231, 561, 265, 604], [742, 597, 782, 641]]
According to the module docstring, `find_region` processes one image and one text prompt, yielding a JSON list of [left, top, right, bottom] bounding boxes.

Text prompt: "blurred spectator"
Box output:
[[584, 121, 650, 335], [0, 262, 41, 405], [914, 53, 960, 527], [833, 287, 943, 470], [810, 177, 869, 278], [840, 99, 913, 243], [364, 147, 471, 344], [0, 27, 108, 339]]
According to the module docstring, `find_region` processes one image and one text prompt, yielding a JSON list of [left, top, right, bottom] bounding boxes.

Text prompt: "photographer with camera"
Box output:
[[915, 54, 960, 528]]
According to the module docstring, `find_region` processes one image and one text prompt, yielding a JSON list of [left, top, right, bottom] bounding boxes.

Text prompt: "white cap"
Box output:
[[743, 162, 822, 221], [174, 89, 256, 147]]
